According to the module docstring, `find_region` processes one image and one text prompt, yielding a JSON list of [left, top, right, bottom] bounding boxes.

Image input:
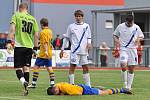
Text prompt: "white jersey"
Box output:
[[62, 22, 91, 55], [113, 22, 144, 49]]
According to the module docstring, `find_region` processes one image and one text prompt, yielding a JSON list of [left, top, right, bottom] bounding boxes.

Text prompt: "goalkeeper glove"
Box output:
[[33, 47, 38, 55]]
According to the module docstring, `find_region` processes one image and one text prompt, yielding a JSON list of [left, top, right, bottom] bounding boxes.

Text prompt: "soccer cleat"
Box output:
[[23, 81, 29, 96], [28, 84, 36, 88], [122, 88, 133, 95]]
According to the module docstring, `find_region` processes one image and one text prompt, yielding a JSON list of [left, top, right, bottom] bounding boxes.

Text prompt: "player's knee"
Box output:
[[24, 67, 30, 72], [128, 70, 134, 74], [46, 66, 52, 71], [128, 66, 134, 73], [82, 66, 89, 73], [69, 68, 75, 74], [83, 69, 89, 73], [33, 66, 40, 70]]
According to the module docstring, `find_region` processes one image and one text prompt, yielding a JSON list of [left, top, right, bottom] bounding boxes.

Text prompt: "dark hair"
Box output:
[[7, 40, 12, 43], [74, 10, 84, 17], [19, 3, 28, 9], [47, 87, 54, 95], [126, 14, 134, 22], [40, 18, 48, 26]]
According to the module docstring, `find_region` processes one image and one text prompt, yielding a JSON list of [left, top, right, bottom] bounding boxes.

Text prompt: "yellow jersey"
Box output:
[[55, 82, 83, 95], [38, 27, 53, 59]]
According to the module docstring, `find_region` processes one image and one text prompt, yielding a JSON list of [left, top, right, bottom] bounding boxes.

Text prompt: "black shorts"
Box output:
[[14, 47, 33, 68]]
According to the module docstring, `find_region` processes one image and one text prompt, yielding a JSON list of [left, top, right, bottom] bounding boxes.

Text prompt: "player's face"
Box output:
[[53, 87, 60, 95], [40, 24, 44, 29], [75, 15, 83, 23], [125, 21, 133, 27]]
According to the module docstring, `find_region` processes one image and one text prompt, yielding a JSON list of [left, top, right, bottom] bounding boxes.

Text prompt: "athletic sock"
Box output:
[[48, 69, 55, 87], [32, 69, 39, 85], [121, 70, 127, 88], [83, 73, 91, 87], [127, 72, 134, 90], [16, 70, 25, 84], [68, 74, 74, 84], [24, 72, 29, 83], [110, 88, 121, 94]]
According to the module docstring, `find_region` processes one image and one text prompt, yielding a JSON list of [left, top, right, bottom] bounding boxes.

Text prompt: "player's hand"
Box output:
[[134, 37, 141, 46], [59, 50, 64, 58], [33, 47, 38, 57], [86, 43, 92, 50], [45, 51, 50, 59]]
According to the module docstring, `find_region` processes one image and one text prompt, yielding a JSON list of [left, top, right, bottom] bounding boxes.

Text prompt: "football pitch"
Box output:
[[0, 69, 150, 100]]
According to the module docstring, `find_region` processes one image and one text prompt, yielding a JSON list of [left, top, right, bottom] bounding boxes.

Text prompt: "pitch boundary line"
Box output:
[[0, 96, 32, 100], [1, 66, 150, 71]]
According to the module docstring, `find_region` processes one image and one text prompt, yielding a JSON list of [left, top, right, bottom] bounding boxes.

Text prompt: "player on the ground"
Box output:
[[28, 18, 55, 88], [47, 82, 132, 95], [60, 10, 92, 87], [8, 3, 39, 96], [113, 14, 144, 91]]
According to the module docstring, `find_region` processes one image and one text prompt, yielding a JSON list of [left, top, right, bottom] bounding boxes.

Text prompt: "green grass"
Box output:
[[0, 69, 150, 100]]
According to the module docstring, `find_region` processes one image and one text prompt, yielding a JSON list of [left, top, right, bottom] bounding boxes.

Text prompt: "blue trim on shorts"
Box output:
[[78, 84, 99, 95], [35, 57, 52, 67]]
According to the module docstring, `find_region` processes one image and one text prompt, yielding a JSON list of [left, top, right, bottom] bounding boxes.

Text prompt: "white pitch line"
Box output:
[[0, 96, 32, 100]]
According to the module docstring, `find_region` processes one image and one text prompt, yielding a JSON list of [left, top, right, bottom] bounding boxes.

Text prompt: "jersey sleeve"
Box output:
[[55, 82, 83, 95], [113, 25, 120, 37], [137, 26, 144, 39], [61, 25, 71, 50], [65, 25, 71, 38], [48, 29, 53, 41], [33, 19, 39, 33], [87, 24, 92, 44], [10, 14, 17, 25]]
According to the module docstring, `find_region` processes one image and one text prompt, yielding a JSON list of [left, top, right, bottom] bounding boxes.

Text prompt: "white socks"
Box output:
[[68, 74, 75, 84], [121, 71, 127, 88], [50, 81, 55, 85], [127, 73, 134, 90], [68, 73, 91, 87], [32, 81, 36, 85], [20, 77, 26, 85], [121, 71, 134, 90], [83, 73, 91, 87]]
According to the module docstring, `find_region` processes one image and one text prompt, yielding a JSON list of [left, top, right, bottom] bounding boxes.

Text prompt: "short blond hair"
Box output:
[[19, 3, 28, 9]]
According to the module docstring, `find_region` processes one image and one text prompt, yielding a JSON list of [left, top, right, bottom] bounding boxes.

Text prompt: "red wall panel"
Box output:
[[32, 0, 124, 6]]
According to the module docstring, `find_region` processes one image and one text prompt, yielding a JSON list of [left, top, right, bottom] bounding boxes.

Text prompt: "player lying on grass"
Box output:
[[47, 82, 132, 95]]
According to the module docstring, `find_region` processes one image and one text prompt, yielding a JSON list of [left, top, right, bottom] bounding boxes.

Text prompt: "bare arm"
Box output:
[[60, 38, 68, 58], [44, 42, 49, 57], [87, 38, 92, 50], [113, 35, 120, 48], [8, 23, 15, 40], [34, 32, 39, 47]]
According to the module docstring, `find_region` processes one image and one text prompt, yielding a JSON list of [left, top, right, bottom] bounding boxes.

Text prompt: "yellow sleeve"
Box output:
[[49, 30, 53, 41]]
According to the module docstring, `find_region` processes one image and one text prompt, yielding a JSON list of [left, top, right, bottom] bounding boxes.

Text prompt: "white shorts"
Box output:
[[70, 53, 88, 65], [120, 48, 138, 66]]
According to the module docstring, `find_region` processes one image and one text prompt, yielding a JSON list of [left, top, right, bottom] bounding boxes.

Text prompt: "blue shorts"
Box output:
[[78, 84, 99, 95], [35, 57, 52, 67]]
